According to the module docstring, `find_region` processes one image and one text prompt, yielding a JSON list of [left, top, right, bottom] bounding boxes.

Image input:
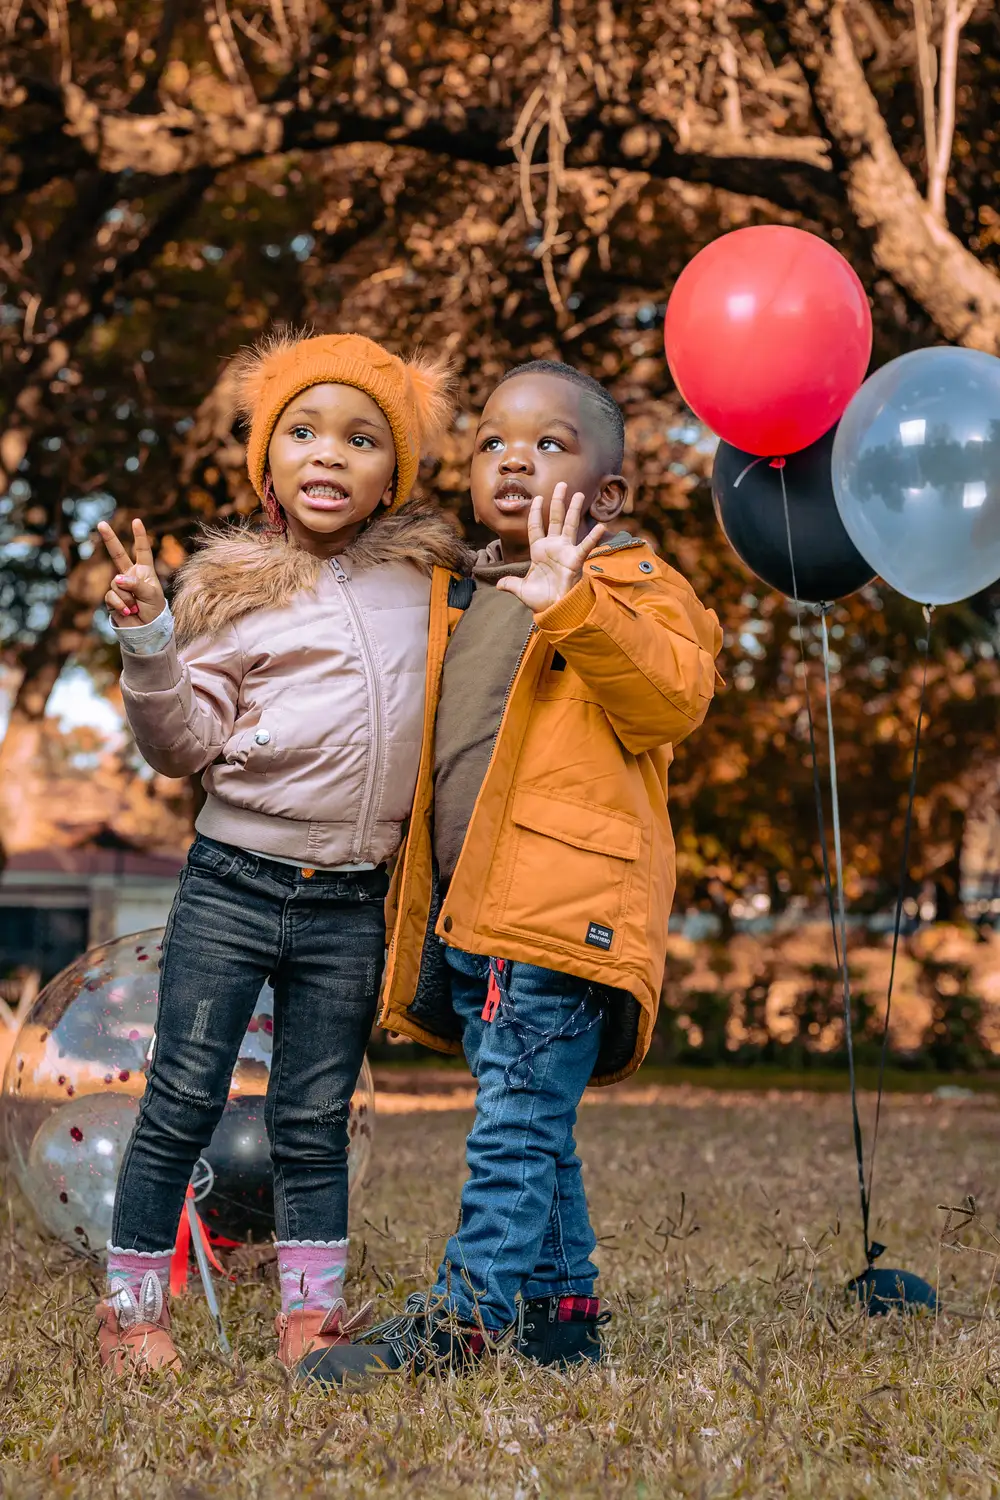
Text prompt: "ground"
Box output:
[[2, 1074, 1000, 1499]]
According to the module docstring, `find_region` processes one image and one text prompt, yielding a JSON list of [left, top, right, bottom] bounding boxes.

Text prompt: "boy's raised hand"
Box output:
[[97, 518, 167, 627], [495, 483, 605, 613]]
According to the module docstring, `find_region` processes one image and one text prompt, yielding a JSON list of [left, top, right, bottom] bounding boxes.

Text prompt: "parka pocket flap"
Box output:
[[510, 789, 642, 860]]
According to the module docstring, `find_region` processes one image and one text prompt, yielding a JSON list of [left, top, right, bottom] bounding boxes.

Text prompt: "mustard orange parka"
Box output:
[[379, 532, 723, 1085]]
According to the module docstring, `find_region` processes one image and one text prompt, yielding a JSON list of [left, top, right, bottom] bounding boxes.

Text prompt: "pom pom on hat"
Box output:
[[233, 329, 454, 511], [230, 327, 303, 426], [404, 352, 454, 453]]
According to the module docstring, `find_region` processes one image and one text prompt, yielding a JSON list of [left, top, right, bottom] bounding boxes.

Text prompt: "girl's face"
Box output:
[[267, 382, 396, 553]]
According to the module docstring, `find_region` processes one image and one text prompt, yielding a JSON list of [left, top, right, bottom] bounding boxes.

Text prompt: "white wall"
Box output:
[[87, 878, 180, 945], [113, 884, 179, 939]]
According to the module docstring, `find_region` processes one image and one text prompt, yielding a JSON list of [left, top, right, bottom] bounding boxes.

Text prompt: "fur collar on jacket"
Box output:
[[172, 498, 472, 644]]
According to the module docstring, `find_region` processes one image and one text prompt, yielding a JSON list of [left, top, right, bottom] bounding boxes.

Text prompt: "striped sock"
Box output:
[[276, 1239, 349, 1315]]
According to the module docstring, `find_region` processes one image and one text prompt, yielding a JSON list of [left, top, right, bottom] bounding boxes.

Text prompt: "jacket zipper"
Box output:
[[484, 546, 639, 764], [440, 557, 626, 921], [391, 549, 644, 1011], [484, 622, 536, 780], [420, 620, 536, 962], [330, 556, 384, 860], [589, 533, 644, 557]]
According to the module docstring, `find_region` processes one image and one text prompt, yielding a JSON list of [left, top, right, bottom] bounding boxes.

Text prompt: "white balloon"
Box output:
[[832, 346, 1000, 605]]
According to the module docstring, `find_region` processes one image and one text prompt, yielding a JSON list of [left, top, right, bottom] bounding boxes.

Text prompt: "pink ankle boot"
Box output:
[[97, 1272, 181, 1376]]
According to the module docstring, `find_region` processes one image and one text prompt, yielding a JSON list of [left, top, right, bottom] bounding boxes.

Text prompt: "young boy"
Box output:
[[302, 361, 722, 1383]]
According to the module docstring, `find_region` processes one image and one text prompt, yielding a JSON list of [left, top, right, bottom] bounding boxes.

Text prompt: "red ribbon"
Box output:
[[482, 959, 505, 1022], [170, 1185, 229, 1296], [208, 1231, 242, 1249]]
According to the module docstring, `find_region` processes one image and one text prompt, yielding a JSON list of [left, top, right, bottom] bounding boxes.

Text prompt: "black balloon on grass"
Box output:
[[712, 425, 876, 603]]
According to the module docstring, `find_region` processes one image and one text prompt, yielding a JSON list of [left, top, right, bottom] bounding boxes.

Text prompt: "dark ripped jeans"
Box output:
[[112, 836, 387, 1251], [432, 948, 605, 1330]]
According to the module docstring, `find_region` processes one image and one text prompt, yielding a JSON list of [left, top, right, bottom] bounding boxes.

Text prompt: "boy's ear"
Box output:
[[590, 474, 628, 524]]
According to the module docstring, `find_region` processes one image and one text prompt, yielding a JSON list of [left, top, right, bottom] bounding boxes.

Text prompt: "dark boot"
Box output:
[[298, 1292, 494, 1388], [515, 1295, 608, 1367]]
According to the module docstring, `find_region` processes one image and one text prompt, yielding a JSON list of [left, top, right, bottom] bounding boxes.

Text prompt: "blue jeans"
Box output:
[[112, 836, 387, 1250], [432, 948, 605, 1330]]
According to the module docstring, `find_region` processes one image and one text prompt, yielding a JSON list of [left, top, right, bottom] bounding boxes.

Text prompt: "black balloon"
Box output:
[[200, 1097, 274, 1242], [712, 425, 876, 602]]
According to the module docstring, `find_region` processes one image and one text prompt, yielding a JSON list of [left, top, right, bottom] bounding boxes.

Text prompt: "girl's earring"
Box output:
[[262, 474, 287, 535]]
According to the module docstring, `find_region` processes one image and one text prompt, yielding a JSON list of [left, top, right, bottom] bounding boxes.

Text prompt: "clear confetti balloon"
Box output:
[[26, 1093, 139, 1254], [1, 930, 375, 1255]]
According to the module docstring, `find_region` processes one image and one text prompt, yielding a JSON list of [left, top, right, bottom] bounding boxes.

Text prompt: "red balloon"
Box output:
[[664, 226, 872, 456]]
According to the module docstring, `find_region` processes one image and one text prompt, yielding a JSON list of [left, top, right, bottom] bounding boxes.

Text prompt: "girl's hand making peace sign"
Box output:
[[97, 518, 167, 628]]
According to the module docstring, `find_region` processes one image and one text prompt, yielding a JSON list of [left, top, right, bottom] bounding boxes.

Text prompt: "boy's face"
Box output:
[[471, 372, 626, 561], [267, 382, 396, 552]]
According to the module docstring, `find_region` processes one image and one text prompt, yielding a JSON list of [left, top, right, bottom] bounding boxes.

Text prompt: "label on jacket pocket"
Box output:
[[585, 921, 614, 950]]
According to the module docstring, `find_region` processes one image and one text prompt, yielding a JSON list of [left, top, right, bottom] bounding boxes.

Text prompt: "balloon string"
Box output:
[[777, 462, 869, 1258], [819, 611, 871, 1264], [733, 455, 768, 490], [186, 1193, 231, 1356], [777, 463, 840, 968], [865, 608, 933, 1232]]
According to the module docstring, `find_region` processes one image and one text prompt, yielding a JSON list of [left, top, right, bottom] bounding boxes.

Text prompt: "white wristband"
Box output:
[[113, 603, 174, 656]]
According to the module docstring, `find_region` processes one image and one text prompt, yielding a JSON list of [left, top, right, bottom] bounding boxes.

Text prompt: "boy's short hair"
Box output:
[[496, 360, 625, 471]]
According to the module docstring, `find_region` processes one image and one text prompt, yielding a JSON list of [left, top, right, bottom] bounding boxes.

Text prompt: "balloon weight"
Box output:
[[712, 426, 876, 602], [849, 1265, 937, 1316]]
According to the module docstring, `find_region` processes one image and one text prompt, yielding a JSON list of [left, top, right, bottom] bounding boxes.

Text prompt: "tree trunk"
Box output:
[[782, 0, 1000, 353], [933, 805, 966, 922]]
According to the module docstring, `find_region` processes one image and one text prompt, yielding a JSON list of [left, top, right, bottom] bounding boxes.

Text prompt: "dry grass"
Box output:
[[3, 1080, 1000, 1498]]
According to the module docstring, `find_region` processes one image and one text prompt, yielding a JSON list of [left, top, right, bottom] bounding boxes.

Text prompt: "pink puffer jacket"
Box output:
[[119, 503, 468, 867]]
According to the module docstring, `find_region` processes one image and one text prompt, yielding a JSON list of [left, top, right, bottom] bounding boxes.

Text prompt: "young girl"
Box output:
[[95, 331, 464, 1375]]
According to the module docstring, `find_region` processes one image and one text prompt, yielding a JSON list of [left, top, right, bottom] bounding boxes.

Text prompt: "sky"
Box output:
[[0, 664, 125, 745]]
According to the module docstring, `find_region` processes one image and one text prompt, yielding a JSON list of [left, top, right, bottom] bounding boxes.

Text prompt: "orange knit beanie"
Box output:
[[232, 330, 453, 511]]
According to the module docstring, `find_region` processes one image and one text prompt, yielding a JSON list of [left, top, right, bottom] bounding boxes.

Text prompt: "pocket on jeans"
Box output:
[[359, 868, 391, 901], [186, 837, 240, 879]]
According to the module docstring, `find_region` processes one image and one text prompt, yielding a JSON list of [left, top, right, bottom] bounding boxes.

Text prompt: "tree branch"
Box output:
[[203, 0, 257, 115], [853, 0, 895, 65], [0, 168, 214, 488], [126, 0, 183, 116], [780, 0, 1000, 352], [912, 0, 938, 199], [46, 0, 72, 89], [928, 0, 976, 221], [1, 82, 840, 219]]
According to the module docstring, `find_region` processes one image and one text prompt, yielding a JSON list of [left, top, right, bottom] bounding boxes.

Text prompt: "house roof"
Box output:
[[3, 846, 186, 879]]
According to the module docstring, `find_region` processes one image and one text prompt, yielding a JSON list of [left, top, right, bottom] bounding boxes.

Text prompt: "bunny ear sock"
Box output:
[[404, 352, 456, 453], [228, 325, 312, 424]]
